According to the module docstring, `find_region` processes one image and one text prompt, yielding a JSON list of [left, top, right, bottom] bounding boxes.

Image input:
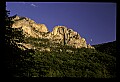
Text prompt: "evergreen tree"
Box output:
[[5, 10, 26, 77]]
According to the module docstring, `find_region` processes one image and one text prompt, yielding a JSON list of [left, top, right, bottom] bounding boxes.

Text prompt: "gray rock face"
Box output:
[[11, 15, 94, 49], [51, 26, 88, 48]]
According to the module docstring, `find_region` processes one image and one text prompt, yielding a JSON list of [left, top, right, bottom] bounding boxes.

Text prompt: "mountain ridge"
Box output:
[[10, 15, 94, 50]]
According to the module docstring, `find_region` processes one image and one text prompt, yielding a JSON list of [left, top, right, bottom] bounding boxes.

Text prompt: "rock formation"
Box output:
[[10, 15, 94, 50], [50, 26, 94, 48], [11, 16, 48, 38]]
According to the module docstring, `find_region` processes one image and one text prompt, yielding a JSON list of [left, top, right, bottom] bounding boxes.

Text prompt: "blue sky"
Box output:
[[6, 2, 116, 45]]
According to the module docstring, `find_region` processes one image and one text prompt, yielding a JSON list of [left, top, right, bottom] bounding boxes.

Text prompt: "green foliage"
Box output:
[[93, 41, 116, 57], [6, 32, 116, 77], [5, 11, 116, 78], [10, 45, 115, 77]]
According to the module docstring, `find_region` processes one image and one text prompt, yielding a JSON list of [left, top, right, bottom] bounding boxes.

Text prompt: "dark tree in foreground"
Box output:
[[5, 10, 27, 77]]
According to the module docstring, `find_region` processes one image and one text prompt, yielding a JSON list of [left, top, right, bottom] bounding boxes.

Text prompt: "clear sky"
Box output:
[[6, 2, 116, 45]]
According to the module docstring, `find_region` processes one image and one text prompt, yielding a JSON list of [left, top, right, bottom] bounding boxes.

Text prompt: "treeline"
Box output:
[[5, 10, 116, 78]]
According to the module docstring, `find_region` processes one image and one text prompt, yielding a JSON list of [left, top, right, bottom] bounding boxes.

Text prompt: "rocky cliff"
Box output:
[[10, 15, 94, 50], [51, 26, 89, 48], [11, 16, 48, 38]]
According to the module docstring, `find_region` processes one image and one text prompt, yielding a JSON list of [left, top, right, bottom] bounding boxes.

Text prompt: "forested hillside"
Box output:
[[93, 41, 116, 57], [5, 11, 116, 78]]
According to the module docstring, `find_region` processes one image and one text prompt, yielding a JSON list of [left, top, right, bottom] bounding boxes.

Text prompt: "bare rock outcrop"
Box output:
[[11, 16, 48, 38], [50, 26, 89, 48], [10, 15, 94, 50]]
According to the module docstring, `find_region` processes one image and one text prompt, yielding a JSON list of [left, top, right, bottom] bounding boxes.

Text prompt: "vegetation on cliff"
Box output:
[[5, 11, 116, 78]]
